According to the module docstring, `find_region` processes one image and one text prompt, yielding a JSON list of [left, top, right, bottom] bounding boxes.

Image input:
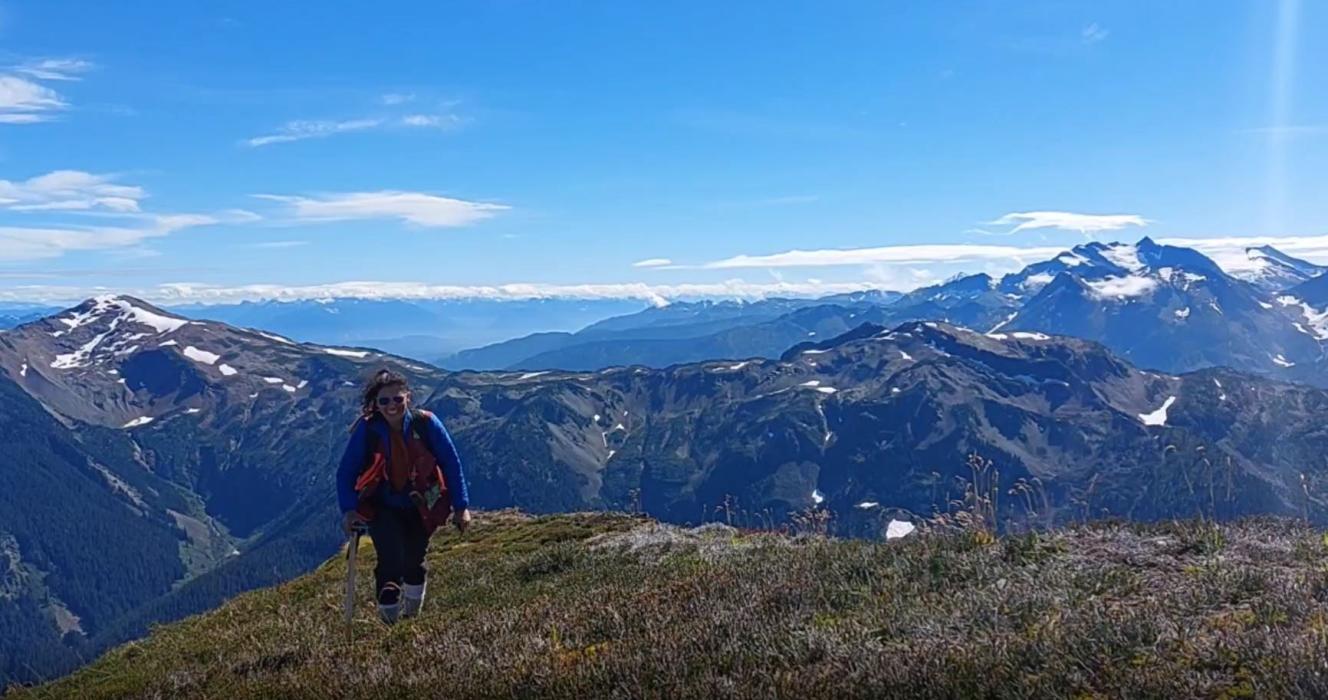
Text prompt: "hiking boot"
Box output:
[[401, 581, 426, 618], [377, 582, 402, 625]]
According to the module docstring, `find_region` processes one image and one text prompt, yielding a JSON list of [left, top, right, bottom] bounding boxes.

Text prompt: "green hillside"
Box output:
[[15, 511, 1328, 699]]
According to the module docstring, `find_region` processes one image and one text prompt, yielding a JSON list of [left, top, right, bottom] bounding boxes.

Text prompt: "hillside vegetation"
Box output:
[[14, 510, 1328, 699]]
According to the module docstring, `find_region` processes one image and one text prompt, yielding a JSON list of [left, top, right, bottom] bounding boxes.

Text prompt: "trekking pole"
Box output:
[[344, 524, 367, 643]]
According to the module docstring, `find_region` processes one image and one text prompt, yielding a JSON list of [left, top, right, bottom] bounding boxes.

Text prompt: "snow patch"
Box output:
[[1100, 244, 1144, 272], [256, 331, 295, 345], [811, 489, 825, 505], [1174, 307, 1190, 320], [1085, 275, 1157, 300], [182, 346, 220, 365], [1138, 396, 1177, 426], [899, 350, 913, 361], [122, 416, 154, 429], [185, 408, 201, 414], [282, 384, 297, 393], [1011, 331, 1050, 341], [19, 362, 27, 378], [815, 386, 838, 394], [218, 364, 237, 376], [988, 312, 1018, 333], [1276, 296, 1328, 340], [1021, 273, 1055, 290], [323, 347, 370, 359], [1272, 354, 1295, 368], [886, 520, 916, 539], [801, 349, 830, 355], [800, 380, 821, 387], [856, 501, 880, 509], [263, 377, 284, 384], [52, 329, 113, 369]]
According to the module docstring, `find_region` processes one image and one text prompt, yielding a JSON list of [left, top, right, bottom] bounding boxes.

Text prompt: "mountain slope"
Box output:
[[10, 296, 1328, 686], [1005, 238, 1324, 382], [1217, 245, 1328, 293], [18, 512, 1328, 699], [444, 296, 899, 371]]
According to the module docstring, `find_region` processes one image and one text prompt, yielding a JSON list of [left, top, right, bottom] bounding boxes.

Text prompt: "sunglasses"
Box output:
[[376, 396, 406, 407]]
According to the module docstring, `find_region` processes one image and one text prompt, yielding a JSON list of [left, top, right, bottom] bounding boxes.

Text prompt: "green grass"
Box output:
[[13, 512, 1328, 699]]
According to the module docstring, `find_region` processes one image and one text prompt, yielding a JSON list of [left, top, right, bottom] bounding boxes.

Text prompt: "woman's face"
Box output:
[[375, 384, 410, 420]]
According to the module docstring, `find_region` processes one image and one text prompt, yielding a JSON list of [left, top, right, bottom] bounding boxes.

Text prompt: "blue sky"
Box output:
[[1, 1, 1325, 303]]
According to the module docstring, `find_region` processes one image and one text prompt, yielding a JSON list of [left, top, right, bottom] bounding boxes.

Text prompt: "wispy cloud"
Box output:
[[632, 258, 673, 268], [1081, 23, 1110, 45], [0, 170, 145, 212], [701, 242, 1068, 269], [0, 57, 94, 124], [1159, 233, 1328, 268], [381, 92, 416, 105], [401, 113, 464, 129], [988, 211, 1149, 235], [14, 58, 95, 81], [254, 191, 508, 227], [0, 215, 218, 262], [0, 75, 66, 123], [245, 112, 464, 146], [8, 279, 897, 306], [244, 118, 384, 147]]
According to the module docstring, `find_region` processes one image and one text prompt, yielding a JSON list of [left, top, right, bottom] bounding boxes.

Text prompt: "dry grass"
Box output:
[[12, 511, 1328, 699]]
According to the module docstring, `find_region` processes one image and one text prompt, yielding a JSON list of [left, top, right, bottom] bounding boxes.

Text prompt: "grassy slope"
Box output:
[[14, 511, 1328, 699]]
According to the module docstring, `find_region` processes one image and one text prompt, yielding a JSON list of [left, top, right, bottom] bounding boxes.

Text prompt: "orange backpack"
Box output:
[[352, 409, 452, 535]]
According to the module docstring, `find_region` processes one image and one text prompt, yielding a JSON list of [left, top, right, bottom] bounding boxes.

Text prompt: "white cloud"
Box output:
[[244, 118, 384, 147], [14, 58, 95, 81], [6, 279, 895, 306], [1084, 276, 1157, 299], [1081, 23, 1110, 44], [255, 191, 508, 228], [0, 170, 145, 213], [1159, 233, 1328, 268], [989, 211, 1148, 235], [633, 258, 673, 268], [0, 215, 217, 261], [401, 114, 463, 129], [701, 243, 1068, 269], [0, 75, 66, 123]]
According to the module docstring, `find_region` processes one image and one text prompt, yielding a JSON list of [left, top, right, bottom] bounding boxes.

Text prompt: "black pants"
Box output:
[[368, 505, 428, 604]]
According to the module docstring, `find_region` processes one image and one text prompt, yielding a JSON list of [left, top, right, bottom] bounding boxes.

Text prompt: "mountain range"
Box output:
[[5, 283, 1328, 683], [447, 239, 1328, 387]]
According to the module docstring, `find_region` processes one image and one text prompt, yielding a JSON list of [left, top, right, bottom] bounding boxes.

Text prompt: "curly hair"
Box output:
[[359, 368, 410, 420]]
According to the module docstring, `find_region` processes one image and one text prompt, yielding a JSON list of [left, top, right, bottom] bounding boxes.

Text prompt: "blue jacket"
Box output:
[[337, 410, 470, 514]]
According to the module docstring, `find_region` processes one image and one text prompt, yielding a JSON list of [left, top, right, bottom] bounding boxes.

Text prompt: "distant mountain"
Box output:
[[171, 297, 646, 361], [0, 303, 61, 330], [1217, 245, 1328, 293], [445, 295, 901, 370], [457, 239, 1328, 386], [1006, 238, 1322, 381]]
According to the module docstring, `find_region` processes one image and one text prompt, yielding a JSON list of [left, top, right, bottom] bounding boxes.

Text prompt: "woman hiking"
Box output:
[[337, 368, 471, 624]]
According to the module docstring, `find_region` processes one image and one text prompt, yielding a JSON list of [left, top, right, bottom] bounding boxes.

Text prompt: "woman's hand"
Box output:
[[342, 510, 368, 536], [452, 508, 472, 533]]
